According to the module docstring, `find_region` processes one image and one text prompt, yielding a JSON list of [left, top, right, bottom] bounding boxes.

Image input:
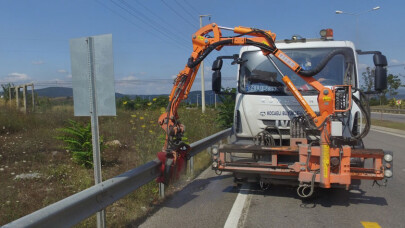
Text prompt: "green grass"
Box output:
[[0, 102, 222, 226], [371, 119, 405, 131]]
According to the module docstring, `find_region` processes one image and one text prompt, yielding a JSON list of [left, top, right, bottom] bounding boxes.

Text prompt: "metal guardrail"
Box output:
[[4, 128, 232, 228], [371, 108, 405, 114]]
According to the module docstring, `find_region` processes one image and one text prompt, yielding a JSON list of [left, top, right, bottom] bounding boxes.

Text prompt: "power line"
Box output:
[[95, 0, 159, 38], [97, 0, 188, 52], [109, 0, 190, 51], [160, 0, 199, 30], [134, 0, 191, 37], [181, 0, 201, 15], [118, 0, 192, 45], [173, 0, 199, 23]]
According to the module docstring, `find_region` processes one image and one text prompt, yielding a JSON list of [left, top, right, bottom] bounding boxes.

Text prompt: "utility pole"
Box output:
[[335, 6, 380, 46], [199, 14, 211, 113]]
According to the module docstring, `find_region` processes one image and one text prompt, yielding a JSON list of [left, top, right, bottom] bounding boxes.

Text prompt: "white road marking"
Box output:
[[371, 128, 405, 139], [224, 184, 250, 228]]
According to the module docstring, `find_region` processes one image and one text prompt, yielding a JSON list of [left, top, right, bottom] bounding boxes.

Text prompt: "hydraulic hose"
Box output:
[[187, 39, 275, 69], [297, 169, 320, 198], [299, 48, 355, 77], [351, 90, 371, 140], [188, 40, 233, 68]]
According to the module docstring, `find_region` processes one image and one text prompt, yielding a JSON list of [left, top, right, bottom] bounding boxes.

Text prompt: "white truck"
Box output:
[[156, 24, 391, 196], [210, 29, 390, 192], [233, 32, 362, 145]]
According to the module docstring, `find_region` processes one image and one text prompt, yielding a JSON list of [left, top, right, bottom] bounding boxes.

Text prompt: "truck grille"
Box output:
[[262, 120, 276, 126]]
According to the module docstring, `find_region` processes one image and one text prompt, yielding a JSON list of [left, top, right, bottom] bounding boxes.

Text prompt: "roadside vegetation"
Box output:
[[0, 95, 224, 226], [362, 68, 403, 107], [370, 119, 405, 131]]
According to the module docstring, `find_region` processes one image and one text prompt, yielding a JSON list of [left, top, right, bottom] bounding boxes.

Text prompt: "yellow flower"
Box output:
[[123, 101, 128, 105], [131, 114, 137, 118], [140, 117, 144, 120], [141, 125, 146, 128], [147, 102, 152, 106], [149, 130, 154, 133], [160, 107, 165, 114], [153, 98, 157, 101]]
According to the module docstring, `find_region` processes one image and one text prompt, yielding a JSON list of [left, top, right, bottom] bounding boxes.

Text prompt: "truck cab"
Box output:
[[233, 36, 361, 146], [210, 29, 391, 192]]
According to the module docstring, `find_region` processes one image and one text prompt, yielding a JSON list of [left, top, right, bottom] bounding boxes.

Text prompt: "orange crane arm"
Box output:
[[156, 23, 336, 184]]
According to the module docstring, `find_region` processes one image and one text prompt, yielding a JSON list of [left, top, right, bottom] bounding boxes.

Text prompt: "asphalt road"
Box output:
[[140, 129, 404, 228], [371, 112, 405, 123]]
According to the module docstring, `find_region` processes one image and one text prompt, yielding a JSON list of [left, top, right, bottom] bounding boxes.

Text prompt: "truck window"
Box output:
[[239, 48, 355, 95]]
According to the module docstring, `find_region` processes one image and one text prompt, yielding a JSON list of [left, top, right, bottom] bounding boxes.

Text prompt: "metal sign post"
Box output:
[[70, 34, 116, 228], [87, 37, 105, 228]]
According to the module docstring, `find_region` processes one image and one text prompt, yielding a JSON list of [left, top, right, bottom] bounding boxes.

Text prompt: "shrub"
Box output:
[[215, 88, 236, 128], [57, 120, 104, 168]]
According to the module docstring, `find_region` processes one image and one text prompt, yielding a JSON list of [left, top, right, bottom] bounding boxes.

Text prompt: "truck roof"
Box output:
[[240, 40, 356, 53]]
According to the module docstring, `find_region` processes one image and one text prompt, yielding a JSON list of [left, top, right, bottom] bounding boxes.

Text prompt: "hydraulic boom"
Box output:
[[156, 23, 391, 195]]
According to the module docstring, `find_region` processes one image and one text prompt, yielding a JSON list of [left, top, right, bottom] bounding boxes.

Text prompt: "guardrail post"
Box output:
[[159, 183, 165, 198], [188, 157, 194, 177]]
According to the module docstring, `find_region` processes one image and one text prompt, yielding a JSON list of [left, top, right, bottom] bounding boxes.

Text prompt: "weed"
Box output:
[[56, 120, 104, 168]]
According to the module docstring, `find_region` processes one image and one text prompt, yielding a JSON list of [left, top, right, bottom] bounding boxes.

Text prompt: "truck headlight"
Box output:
[[384, 154, 393, 162], [212, 147, 219, 155], [212, 161, 218, 168], [384, 170, 393, 178]]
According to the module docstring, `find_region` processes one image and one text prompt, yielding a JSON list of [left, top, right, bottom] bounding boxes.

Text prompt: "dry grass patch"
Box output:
[[0, 104, 221, 226]]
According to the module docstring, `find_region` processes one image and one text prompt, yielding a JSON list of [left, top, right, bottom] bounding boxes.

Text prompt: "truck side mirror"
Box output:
[[212, 59, 223, 94], [374, 53, 387, 91], [212, 59, 223, 71], [212, 71, 222, 94]]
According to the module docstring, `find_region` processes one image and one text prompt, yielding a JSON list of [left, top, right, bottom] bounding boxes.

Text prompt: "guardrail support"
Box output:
[[159, 183, 165, 198], [188, 157, 194, 177]]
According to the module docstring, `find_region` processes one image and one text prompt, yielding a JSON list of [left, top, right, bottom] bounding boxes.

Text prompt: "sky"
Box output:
[[0, 0, 404, 95]]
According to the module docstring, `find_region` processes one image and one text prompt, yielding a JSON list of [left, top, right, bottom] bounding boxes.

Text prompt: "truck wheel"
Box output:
[[233, 177, 244, 187]]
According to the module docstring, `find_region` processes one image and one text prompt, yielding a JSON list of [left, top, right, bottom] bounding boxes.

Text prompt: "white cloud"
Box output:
[[391, 59, 400, 64], [57, 69, 68, 73], [3, 72, 30, 82], [32, 60, 44, 65], [121, 75, 138, 80], [390, 59, 405, 66]]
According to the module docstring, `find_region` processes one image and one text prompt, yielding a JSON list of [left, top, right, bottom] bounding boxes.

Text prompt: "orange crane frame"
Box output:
[[156, 23, 386, 189]]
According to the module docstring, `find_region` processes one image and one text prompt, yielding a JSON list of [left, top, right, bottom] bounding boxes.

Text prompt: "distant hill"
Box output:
[[34, 87, 73, 98], [32, 87, 127, 98], [23, 87, 220, 105], [395, 87, 405, 99]]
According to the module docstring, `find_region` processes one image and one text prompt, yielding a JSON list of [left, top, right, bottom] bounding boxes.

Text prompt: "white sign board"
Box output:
[[70, 34, 116, 116]]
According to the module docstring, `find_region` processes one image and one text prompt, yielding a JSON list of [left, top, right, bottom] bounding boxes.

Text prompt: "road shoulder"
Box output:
[[371, 125, 405, 136]]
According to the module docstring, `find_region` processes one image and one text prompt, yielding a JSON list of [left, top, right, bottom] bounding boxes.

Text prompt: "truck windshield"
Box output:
[[239, 48, 354, 95]]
